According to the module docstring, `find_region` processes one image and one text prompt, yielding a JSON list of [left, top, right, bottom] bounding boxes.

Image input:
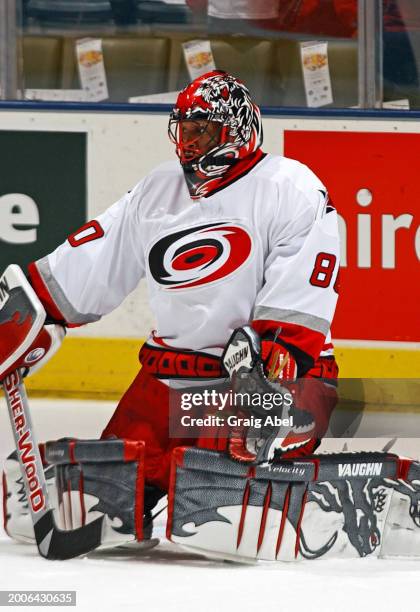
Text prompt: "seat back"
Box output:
[[62, 36, 170, 101], [274, 38, 358, 108], [23, 36, 64, 89], [170, 36, 276, 105]]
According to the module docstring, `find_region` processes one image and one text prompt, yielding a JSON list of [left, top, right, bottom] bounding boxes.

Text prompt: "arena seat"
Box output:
[[169, 36, 275, 106], [62, 36, 170, 102], [273, 38, 358, 108], [23, 36, 64, 89], [22, 31, 358, 107], [326, 39, 358, 107], [102, 36, 170, 100]]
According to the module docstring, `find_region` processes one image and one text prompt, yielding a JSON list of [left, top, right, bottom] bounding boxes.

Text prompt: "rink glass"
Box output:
[[0, 1, 418, 110]]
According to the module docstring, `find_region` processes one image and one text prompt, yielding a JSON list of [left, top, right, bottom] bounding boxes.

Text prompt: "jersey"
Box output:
[[28, 153, 340, 375], [207, 0, 279, 20]]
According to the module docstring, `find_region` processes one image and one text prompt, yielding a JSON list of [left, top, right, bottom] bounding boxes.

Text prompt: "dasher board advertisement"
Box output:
[[0, 131, 86, 271], [284, 130, 420, 343]]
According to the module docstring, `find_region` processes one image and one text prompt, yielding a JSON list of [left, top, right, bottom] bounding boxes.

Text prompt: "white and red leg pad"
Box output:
[[3, 439, 147, 550], [167, 448, 420, 562], [2, 445, 56, 543]]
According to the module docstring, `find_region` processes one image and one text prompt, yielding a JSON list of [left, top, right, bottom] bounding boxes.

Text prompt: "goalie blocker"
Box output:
[[167, 448, 420, 562], [0, 265, 65, 382]]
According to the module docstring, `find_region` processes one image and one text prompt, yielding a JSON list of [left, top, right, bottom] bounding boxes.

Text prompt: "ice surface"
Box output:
[[0, 397, 419, 612]]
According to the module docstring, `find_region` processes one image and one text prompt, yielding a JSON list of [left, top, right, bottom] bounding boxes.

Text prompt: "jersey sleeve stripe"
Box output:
[[28, 260, 67, 323], [253, 305, 330, 336], [30, 257, 101, 327]]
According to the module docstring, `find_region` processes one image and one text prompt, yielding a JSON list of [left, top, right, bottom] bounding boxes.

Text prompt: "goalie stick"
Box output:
[[1, 265, 105, 560]]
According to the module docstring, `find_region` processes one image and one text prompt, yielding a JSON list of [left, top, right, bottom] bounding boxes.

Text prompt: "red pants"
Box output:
[[102, 358, 338, 491], [101, 369, 194, 491]]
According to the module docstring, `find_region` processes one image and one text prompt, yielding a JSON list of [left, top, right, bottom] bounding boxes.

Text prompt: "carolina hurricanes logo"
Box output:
[[24, 347, 46, 365], [148, 222, 252, 290]]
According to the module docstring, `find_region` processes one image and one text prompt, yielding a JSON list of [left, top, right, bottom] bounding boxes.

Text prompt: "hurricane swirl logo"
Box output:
[[148, 222, 252, 290], [24, 347, 46, 365]]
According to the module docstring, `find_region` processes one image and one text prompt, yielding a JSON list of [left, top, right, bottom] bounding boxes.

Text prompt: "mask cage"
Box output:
[[168, 114, 229, 164]]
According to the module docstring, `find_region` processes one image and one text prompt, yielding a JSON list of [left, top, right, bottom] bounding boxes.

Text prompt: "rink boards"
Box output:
[[0, 107, 418, 400]]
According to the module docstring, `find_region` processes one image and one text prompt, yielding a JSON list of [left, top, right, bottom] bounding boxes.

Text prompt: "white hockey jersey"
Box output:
[[29, 153, 339, 374]]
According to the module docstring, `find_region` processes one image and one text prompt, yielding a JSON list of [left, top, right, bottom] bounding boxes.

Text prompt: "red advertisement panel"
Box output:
[[284, 131, 420, 342]]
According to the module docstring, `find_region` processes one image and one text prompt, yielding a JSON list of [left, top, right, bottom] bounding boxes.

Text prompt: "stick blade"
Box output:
[[35, 510, 105, 560]]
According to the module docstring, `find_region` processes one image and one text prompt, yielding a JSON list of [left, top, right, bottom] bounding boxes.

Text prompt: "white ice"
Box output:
[[0, 397, 419, 612]]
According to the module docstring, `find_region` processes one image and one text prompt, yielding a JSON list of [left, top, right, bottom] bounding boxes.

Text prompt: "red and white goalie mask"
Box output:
[[168, 70, 263, 199]]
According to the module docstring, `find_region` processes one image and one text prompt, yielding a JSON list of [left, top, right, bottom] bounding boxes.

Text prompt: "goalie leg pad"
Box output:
[[167, 448, 420, 562], [3, 439, 156, 551], [2, 446, 56, 544], [44, 439, 147, 548]]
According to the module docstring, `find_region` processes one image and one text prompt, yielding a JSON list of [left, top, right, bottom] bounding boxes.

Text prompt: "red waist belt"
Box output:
[[139, 344, 338, 381], [139, 343, 223, 379]]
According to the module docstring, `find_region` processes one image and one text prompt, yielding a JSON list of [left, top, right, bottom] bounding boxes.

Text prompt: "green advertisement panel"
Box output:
[[0, 131, 86, 271]]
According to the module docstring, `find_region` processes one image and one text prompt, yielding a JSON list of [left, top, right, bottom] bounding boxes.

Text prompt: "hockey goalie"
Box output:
[[2, 71, 419, 562]]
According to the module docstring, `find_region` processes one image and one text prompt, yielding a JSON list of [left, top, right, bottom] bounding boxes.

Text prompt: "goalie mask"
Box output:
[[168, 71, 263, 199]]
